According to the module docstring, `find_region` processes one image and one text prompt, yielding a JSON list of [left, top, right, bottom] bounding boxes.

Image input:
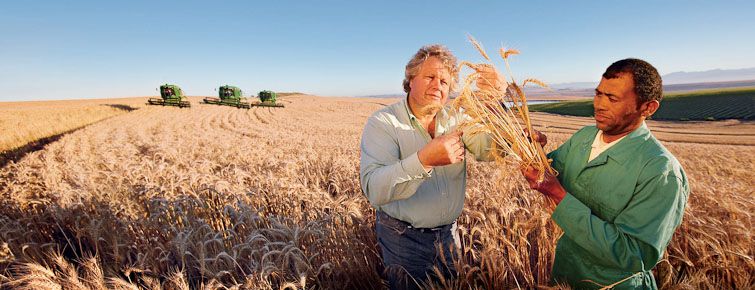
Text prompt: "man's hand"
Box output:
[[418, 130, 465, 170], [521, 166, 566, 204], [525, 129, 548, 148], [475, 64, 505, 93]]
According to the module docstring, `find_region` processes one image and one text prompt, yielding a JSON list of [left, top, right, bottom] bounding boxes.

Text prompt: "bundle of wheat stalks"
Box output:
[[452, 36, 555, 181]]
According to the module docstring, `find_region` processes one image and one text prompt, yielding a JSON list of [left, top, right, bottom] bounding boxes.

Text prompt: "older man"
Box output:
[[523, 59, 689, 289], [359, 44, 496, 289]]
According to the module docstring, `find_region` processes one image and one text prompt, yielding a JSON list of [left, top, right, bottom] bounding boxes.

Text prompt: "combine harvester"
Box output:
[[147, 84, 191, 108], [252, 90, 285, 108], [202, 85, 251, 109]]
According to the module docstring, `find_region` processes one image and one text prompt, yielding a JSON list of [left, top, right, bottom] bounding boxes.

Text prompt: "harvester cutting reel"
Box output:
[[148, 84, 191, 108], [203, 85, 251, 109]]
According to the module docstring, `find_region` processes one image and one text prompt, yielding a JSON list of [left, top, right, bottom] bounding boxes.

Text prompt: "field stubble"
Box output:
[[0, 95, 752, 289], [0, 98, 149, 154]]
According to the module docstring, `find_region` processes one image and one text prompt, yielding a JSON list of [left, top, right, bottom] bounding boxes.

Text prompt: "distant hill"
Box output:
[[530, 79, 755, 98], [360, 94, 404, 98], [363, 68, 755, 100], [664, 80, 755, 92], [549, 67, 755, 90], [529, 87, 755, 121], [549, 82, 596, 89], [276, 92, 305, 97], [664, 68, 755, 84]]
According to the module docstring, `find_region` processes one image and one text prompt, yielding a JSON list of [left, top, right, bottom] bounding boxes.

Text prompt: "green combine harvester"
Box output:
[[148, 84, 191, 108], [202, 85, 251, 109], [253, 90, 285, 108]]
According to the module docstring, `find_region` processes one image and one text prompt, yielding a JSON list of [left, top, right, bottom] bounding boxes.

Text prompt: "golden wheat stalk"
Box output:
[[452, 37, 555, 180], [467, 34, 491, 61]]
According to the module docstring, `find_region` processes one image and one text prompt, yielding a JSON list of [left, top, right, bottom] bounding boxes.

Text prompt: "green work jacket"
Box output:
[[548, 123, 689, 289]]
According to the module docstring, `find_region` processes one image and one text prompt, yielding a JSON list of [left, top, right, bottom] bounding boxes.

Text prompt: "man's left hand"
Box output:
[[521, 166, 566, 204], [475, 64, 505, 93], [525, 129, 547, 148]]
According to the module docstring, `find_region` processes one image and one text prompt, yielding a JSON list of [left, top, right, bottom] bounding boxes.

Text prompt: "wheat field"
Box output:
[[0, 98, 148, 154], [0, 95, 752, 289]]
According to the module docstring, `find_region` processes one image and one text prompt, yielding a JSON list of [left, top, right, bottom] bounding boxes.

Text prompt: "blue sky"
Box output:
[[1, 1, 754, 101]]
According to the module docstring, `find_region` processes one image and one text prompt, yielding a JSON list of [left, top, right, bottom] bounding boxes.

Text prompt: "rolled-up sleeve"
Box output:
[[359, 114, 431, 207], [453, 109, 494, 162], [462, 123, 494, 162]]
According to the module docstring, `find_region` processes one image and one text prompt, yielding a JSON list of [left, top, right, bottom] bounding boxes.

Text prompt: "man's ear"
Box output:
[[642, 100, 660, 118]]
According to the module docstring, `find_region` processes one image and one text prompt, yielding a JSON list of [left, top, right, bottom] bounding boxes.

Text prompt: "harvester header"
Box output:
[[147, 84, 191, 108], [202, 85, 251, 109], [254, 90, 284, 108]]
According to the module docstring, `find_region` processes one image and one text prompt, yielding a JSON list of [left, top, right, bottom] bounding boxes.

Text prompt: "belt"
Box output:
[[377, 211, 453, 233]]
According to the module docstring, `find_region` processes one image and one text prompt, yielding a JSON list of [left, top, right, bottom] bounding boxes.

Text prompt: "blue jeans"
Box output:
[[376, 211, 459, 290]]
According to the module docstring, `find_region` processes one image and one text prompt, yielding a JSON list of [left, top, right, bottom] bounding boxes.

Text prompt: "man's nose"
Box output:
[[594, 95, 608, 108]]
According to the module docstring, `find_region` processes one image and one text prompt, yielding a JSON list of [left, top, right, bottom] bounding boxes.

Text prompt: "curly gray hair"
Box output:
[[403, 44, 459, 94]]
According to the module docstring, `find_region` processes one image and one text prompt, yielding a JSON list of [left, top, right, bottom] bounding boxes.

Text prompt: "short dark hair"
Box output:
[[602, 58, 663, 104]]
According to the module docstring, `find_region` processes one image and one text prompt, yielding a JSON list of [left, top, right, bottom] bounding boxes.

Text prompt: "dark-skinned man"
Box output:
[[522, 58, 689, 289]]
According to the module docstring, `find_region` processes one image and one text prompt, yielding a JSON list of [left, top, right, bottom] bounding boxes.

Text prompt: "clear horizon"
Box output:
[[2, 1, 754, 101]]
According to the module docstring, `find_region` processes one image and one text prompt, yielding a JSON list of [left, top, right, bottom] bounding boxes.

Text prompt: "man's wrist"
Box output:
[[549, 187, 567, 204], [419, 154, 433, 172], [417, 148, 432, 172]]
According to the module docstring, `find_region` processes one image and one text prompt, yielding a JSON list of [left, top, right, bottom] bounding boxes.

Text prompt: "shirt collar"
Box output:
[[402, 96, 450, 123], [402, 96, 418, 121], [591, 130, 627, 150], [602, 122, 652, 165]]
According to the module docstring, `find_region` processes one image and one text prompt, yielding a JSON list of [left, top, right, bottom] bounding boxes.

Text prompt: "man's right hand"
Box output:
[[521, 166, 566, 204], [418, 130, 465, 170]]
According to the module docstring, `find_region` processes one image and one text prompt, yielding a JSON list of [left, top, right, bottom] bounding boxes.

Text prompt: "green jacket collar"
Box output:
[[584, 122, 651, 168]]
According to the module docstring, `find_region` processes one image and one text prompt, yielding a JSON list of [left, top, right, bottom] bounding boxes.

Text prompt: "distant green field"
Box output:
[[530, 87, 755, 120]]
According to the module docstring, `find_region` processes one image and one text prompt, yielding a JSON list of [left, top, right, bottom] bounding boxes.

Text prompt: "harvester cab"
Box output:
[[202, 85, 251, 109], [148, 84, 191, 108], [253, 90, 284, 108]]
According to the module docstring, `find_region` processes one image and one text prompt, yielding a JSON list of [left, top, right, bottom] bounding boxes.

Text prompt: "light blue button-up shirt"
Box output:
[[359, 98, 494, 228]]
